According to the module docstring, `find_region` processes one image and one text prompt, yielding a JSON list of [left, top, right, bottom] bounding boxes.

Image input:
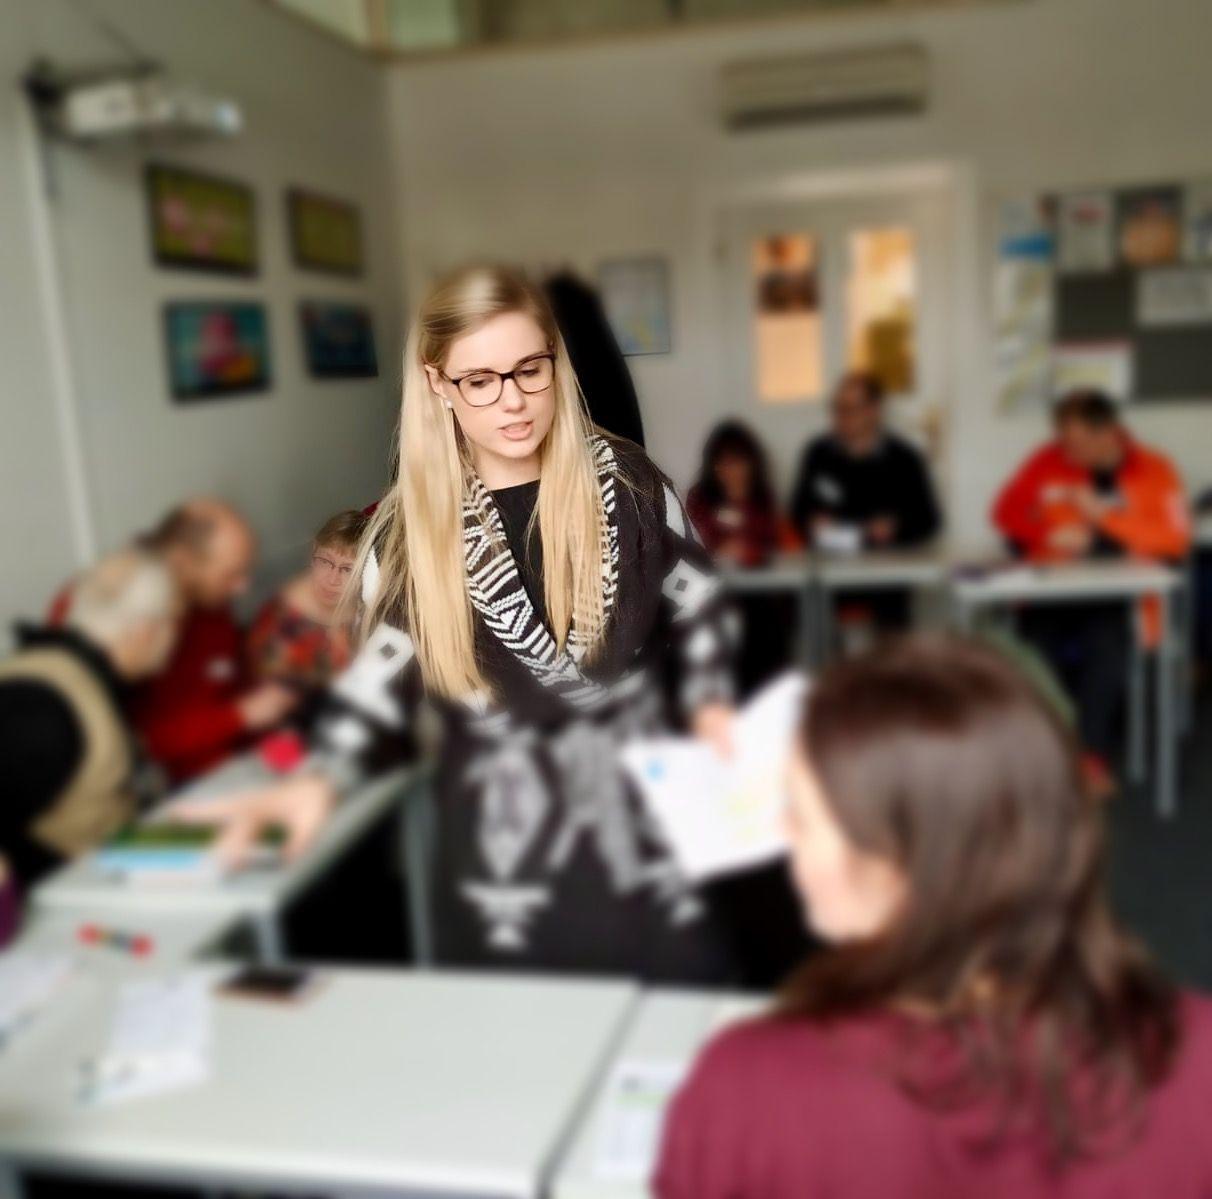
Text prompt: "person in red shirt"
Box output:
[[47, 500, 299, 783], [991, 390, 1190, 791], [656, 636, 1212, 1199], [133, 499, 299, 782], [247, 509, 367, 693]]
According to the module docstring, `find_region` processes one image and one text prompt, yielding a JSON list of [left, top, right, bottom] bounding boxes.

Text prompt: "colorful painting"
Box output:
[[164, 302, 271, 401], [287, 188, 363, 275], [146, 164, 257, 274], [299, 301, 378, 378]]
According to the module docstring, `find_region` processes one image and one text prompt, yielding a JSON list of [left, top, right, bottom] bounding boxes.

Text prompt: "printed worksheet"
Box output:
[[621, 671, 808, 881]]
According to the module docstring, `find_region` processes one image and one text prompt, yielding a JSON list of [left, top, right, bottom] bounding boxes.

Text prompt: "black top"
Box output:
[[789, 432, 942, 548], [491, 479, 548, 628], [0, 624, 131, 886]]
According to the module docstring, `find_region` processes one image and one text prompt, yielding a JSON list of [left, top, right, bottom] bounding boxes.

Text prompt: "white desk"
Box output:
[[33, 763, 418, 963], [0, 968, 637, 1199], [552, 989, 764, 1199], [717, 552, 811, 595], [952, 561, 1183, 818], [7, 909, 239, 981]]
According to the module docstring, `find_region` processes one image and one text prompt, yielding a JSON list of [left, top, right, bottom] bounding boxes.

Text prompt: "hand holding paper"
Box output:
[[622, 672, 808, 882]]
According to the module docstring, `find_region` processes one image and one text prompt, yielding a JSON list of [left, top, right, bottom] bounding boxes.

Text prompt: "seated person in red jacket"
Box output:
[[53, 500, 301, 784], [991, 389, 1189, 791], [247, 509, 368, 694], [657, 636, 1211, 1199]]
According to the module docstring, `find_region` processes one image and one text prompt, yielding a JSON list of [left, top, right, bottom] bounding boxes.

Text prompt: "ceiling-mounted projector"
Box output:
[[25, 63, 242, 143]]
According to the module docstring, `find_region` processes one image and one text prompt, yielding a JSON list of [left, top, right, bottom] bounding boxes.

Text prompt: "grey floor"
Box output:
[[1108, 689, 1212, 989]]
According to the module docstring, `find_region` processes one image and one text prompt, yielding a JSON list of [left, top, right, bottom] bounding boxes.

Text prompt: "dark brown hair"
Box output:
[[314, 509, 368, 553], [782, 634, 1178, 1165], [1053, 388, 1120, 429], [835, 369, 886, 407]]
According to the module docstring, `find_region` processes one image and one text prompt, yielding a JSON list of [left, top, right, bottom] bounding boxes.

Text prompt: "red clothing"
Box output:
[[686, 486, 801, 568], [991, 436, 1190, 563], [247, 594, 353, 690], [131, 607, 248, 783], [656, 995, 1212, 1199]]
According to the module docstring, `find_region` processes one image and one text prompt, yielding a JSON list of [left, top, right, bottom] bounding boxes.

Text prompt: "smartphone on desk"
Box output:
[[217, 965, 324, 1004]]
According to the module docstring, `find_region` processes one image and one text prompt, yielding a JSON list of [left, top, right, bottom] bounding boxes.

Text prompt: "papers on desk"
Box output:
[[593, 1059, 687, 1182], [816, 522, 863, 555], [0, 953, 75, 1049], [90, 821, 283, 887], [79, 974, 212, 1107], [621, 672, 807, 882]]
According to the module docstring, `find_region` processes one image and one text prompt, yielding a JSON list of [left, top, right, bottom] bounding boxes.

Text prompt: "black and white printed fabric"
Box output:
[[308, 434, 740, 981]]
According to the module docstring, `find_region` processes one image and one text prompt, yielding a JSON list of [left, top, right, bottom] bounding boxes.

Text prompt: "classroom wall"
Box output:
[[0, 0, 403, 637], [384, 0, 1212, 547], [0, 3, 82, 639]]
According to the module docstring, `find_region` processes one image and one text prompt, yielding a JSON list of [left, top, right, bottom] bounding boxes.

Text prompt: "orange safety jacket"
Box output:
[[991, 435, 1190, 645]]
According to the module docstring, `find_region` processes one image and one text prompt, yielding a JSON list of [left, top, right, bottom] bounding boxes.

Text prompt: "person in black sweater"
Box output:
[[789, 372, 941, 638], [0, 549, 180, 895], [790, 371, 941, 549]]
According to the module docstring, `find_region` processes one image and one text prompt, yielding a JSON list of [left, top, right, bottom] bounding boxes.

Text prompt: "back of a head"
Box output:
[[67, 549, 178, 648], [789, 634, 1179, 1164]]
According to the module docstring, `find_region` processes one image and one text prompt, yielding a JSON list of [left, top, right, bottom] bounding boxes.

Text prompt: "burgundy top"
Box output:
[[685, 485, 800, 568], [655, 994, 1212, 1199]]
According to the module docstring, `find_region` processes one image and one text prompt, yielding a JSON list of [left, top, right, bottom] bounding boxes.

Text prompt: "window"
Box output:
[[846, 227, 917, 394], [752, 234, 822, 403]]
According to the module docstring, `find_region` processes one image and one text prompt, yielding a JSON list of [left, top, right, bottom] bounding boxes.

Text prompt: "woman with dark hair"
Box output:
[[686, 421, 800, 702], [657, 635, 1211, 1197], [686, 421, 797, 568]]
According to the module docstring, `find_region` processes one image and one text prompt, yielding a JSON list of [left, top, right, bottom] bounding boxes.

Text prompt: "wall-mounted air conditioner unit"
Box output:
[[721, 44, 929, 130]]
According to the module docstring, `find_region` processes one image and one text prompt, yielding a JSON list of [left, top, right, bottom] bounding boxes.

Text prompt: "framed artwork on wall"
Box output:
[[299, 301, 378, 378], [287, 188, 363, 275], [164, 301, 271, 402], [598, 256, 672, 356], [145, 163, 258, 275]]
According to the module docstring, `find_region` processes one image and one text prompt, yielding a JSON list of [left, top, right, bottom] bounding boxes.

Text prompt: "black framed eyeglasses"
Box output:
[[442, 353, 555, 408]]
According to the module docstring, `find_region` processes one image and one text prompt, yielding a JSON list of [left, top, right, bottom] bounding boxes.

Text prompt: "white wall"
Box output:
[[0, 0, 403, 635], [385, 0, 1212, 546], [0, 3, 81, 636]]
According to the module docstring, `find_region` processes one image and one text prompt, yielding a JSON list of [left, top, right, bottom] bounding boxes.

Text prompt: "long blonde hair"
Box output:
[[355, 264, 608, 699]]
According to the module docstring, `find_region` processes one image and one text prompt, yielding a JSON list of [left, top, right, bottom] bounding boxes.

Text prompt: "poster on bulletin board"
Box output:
[[994, 178, 1212, 407]]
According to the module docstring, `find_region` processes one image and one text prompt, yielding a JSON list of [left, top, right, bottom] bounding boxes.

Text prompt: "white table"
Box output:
[[33, 762, 419, 963], [952, 561, 1183, 818], [811, 547, 950, 663], [552, 988, 764, 1199], [6, 909, 239, 981], [0, 968, 637, 1199]]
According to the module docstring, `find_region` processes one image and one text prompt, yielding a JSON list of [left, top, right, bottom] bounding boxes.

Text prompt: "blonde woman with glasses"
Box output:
[[198, 265, 740, 981]]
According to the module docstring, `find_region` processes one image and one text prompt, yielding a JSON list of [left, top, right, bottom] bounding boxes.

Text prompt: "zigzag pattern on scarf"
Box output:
[[461, 434, 622, 711]]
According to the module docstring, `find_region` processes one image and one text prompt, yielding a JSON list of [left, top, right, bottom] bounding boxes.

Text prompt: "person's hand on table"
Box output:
[[238, 682, 300, 731], [171, 774, 338, 870], [1046, 523, 1093, 557], [717, 538, 748, 565], [865, 515, 897, 546], [1070, 485, 1114, 523], [692, 702, 736, 759]]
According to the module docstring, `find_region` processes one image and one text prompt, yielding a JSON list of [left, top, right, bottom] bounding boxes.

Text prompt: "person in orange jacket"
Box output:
[[991, 389, 1190, 792]]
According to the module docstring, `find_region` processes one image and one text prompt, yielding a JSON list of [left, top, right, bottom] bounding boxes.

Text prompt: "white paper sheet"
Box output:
[[593, 1059, 688, 1181], [621, 672, 807, 881], [79, 973, 212, 1106], [0, 953, 75, 1048]]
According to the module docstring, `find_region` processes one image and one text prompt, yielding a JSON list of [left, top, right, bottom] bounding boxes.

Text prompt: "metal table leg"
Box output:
[[1156, 589, 1178, 819], [251, 910, 285, 964], [1127, 635, 1147, 786], [0, 1163, 26, 1199]]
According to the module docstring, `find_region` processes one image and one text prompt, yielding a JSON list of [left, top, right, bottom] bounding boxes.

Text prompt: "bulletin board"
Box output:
[[993, 180, 1212, 409]]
